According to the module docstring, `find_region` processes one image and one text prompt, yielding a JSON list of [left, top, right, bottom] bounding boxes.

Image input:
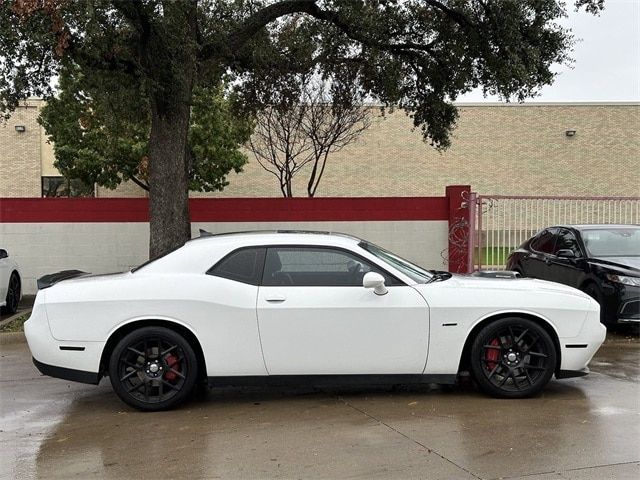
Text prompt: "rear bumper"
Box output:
[[24, 298, 104, 382], [32, 357, 100, 385]]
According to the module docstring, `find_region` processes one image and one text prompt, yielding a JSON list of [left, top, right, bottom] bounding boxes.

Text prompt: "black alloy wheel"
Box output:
[[3, 273, 20, 315], [470, 317, 556, 398], [108, 327, 198, 411]]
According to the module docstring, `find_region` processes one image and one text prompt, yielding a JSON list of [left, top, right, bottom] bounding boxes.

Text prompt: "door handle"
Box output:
[[265, 295, 286, 302]]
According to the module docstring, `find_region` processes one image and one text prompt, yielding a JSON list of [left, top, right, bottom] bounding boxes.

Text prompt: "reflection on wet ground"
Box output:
[[1, 339, 638, 479]]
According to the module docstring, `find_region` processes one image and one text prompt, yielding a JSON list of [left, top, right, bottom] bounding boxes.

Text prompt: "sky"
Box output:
[[458, 0, 640, 102]]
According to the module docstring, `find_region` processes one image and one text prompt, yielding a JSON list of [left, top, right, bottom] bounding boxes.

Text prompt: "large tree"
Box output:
[[0, 0, 604, 258]]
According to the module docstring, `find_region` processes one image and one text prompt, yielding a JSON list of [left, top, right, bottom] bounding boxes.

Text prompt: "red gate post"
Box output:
[[445, 185, 472, 273]]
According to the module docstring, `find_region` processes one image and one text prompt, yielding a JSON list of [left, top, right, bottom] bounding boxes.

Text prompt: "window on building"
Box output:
[[41, 176, 94, 198]]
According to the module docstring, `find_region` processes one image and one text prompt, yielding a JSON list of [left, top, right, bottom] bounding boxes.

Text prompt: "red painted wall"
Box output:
[[0, 197, 449, 223]]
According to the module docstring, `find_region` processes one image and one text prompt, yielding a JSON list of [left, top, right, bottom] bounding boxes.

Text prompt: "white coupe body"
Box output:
[[25, 231, 606, 410]]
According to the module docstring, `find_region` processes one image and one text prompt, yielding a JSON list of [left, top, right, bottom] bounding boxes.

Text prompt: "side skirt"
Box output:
[[207, 374, 457, 388]]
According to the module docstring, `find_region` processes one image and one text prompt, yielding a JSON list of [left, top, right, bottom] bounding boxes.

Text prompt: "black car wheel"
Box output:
[[108, 327, 198, 411], [2, 273, 20, 315], [470, 317, 556, 398]]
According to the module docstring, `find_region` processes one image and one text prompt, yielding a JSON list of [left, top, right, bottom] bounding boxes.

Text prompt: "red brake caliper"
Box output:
[[485, 338, 500, 371], [163, 354, 180, 381]]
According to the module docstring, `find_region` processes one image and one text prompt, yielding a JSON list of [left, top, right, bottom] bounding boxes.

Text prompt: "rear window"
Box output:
[[208, 248, 266, 285]]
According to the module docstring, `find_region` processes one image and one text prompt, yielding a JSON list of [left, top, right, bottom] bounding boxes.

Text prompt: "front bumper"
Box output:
[[602, 283, 640, 324]]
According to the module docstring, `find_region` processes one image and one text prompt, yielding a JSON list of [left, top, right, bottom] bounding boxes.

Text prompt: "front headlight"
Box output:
[[606, 274, 640, 287]]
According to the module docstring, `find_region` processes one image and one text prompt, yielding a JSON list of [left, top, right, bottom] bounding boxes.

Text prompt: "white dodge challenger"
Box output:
[[25, 231, 606, 411]]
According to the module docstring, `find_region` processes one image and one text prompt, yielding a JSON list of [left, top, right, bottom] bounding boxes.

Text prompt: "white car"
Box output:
[[25, 231, 606, 411], [0, 248, 21, 315]]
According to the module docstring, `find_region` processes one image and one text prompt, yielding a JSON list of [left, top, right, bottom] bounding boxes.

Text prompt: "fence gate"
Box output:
[[472, 195, 640, 271]]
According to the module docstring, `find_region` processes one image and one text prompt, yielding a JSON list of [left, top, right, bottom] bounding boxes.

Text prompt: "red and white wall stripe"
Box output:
[[0, 186, 470, 294]]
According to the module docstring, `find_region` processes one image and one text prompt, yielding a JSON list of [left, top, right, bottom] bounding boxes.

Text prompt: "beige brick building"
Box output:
[[1, 101, 638, 198]]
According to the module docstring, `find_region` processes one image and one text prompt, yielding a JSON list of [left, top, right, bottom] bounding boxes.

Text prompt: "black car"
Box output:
[[506, 225, 640, 326]]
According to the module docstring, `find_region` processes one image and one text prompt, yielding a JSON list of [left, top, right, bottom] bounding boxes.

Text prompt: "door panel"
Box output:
[[545, 228, 587, 287], [525, 228, 558, 279], [257, 285, 429, 375]]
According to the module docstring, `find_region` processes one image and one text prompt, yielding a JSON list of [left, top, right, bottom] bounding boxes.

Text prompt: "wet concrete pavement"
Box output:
[[1, 339, 638, 479]]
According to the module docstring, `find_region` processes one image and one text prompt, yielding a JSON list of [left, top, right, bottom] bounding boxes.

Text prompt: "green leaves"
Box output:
[[39, 64, 251, 193]]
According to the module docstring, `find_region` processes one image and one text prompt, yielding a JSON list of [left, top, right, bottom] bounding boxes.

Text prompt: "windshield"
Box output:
[[360, 242, 433, 283], [580, 227, 640, 257]]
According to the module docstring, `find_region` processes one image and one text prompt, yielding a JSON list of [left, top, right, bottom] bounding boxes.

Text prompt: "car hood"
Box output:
[[589, 256, 640, 273], [434, 274, 593, 300]]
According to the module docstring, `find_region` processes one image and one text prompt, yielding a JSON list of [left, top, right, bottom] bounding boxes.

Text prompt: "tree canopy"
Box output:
[[38, 64, 252, 193], [0, 0, 605, 258]]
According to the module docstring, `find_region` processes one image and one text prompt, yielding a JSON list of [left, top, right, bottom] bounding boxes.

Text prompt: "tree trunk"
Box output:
[[144, 2, 198, 260], [148, 100, 192, 259]]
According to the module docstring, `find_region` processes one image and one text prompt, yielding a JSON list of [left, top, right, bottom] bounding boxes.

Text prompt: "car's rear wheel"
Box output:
[[470, 317, 556, 398], [2, 273, 20, 315], [108, 326, 198, 411]]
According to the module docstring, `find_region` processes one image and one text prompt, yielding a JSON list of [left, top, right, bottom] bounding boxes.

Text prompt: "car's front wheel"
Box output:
[[470, 317, 556, 398], [108, 326, 198, 411]]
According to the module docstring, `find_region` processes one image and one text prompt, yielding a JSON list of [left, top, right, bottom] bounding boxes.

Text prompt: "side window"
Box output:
[[207, 247, 266, 285], [554, 229, 582, 257], [262, 247, 401, 287], [530, 229, 557, 254]]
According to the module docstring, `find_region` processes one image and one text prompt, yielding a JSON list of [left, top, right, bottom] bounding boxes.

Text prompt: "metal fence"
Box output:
[[473, 195, 640, 270]]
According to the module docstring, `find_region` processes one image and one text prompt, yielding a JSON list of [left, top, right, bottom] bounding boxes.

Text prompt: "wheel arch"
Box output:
[[457, 311, 562, 375], [99, 319, 207, 381]]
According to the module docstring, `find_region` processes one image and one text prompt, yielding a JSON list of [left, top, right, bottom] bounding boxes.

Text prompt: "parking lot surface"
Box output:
[[1, 336, 638, 480]]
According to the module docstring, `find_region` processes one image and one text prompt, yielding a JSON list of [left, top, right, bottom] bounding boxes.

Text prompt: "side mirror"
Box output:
[[0, 249, 7, 259], [556, 249, 576, 259], [363, 272, 388, 296]]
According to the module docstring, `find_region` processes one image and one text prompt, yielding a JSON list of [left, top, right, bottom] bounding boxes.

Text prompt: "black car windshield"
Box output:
[[580, 227, 640, 257], [359, 242, 433, 283]]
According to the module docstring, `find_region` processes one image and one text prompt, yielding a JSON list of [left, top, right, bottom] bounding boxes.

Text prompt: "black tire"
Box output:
[[582, 282, 606, 324], [108, 326, 198, 411], [2, 273, 20, 315], [470, 317, 557, 398]]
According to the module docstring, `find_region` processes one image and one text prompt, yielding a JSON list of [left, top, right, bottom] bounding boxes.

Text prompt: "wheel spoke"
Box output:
[[498, 372, 510, 387], [161, 379, 181, 391], [127, 346, 145, 357], [169, 368, 185, 379], [161, 344, 178, 356], [515, 328, 529, 345], [487, 363, 501, 380], [524, 364, 547, 371], [522, 335, 540, 353], [483, 344, 501, 350], [528, 351, 548, 358], [120, 369, 138, 382], [524, 370, 534, 385], [127, 381, 145, 393]]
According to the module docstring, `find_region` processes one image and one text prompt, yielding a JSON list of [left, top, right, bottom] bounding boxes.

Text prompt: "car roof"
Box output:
[[186, 230, 363, 248]]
